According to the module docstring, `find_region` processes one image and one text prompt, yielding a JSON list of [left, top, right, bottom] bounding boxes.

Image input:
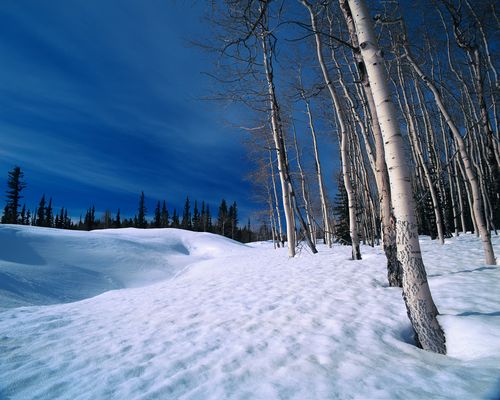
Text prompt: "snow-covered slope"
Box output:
[[0, 225, 246, 309], [0, 226, 499, 399]]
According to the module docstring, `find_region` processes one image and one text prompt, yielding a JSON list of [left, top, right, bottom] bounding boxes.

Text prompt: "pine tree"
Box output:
[[114, 209, 121, 228], [154, 201, 161, 228], [84, 206, 96, 230], [45, 198, 53, 227], [63, 209, 70, 229], [228, 201, 238, 239], [160, 201, 169, 228], [171, 208, 179, 228], [192, 200, 200, 231], [56, 207, 65, 229], [201, 201, 206, 231], [36, 195, 46, 226], [19, 204, 27, 225], [217, 199, 228, 236], [206, 204, 212, 232], [1, 166, 26, 224], [26, 209, 31, 226], [181, 196, 191, 229], [137, 191, 147, 228]]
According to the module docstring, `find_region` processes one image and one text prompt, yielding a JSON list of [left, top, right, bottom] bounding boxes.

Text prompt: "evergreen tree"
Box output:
[[84, 206, 96, 230], [201, 201, 206, 231], [160, 201, 169, 228], [192, 200, 200, 231], [228, 201, 238, 239], [36, 195, 46, 226], [114, 209, 121, 228], [63, 208, 69, 229], [171, 208, 179, 228], [154, 201, 161, 228], [19, 204, 27, 225], [45, 198, 53, 227], [181, 196, 191, 229], [26, 209, 31, 226], [206, 204, 212, 232], [217, 199, 228, 236], [136, 191, 147, 228], [1, 166, 26, 224], [57, 207, 65, 229]]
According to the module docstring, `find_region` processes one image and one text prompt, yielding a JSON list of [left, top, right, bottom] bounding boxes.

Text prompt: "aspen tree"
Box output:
[[297, 77, 333, 247], [339, 0, 400, 284], [300, 0, 361, 259], [346, 0, 446, 353]]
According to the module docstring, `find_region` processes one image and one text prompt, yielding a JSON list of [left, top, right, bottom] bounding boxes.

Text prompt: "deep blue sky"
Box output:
[[0, 0, 259, 222]]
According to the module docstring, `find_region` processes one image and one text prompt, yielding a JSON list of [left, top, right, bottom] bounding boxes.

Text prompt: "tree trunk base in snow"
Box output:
[[352, 244, 362, 260]]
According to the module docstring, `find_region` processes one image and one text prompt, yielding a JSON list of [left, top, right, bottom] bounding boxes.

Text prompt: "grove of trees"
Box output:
[[204, 0, 498, 354]]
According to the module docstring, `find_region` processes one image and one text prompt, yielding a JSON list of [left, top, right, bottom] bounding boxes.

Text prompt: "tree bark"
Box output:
[[347, 0, 446, 353], [261, 28, 296, 257], [339, 0, 400, 284]]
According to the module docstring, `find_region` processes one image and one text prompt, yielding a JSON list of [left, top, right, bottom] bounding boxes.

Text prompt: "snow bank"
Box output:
[[0, 225, 246, 309], [0, 227, 499, 399]]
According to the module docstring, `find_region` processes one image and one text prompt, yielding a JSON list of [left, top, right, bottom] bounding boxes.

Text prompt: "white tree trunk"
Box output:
[[269, 147, 284, 247], [300, 0, 361, 259], [301, 92, 332, 247], [348, 0, 446, 353], [293, 123, 316, 245], [339, 0, 400, 283], [261, 31, 296, 257]]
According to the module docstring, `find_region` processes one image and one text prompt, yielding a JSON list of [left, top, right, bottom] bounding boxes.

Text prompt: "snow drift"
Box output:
[[0, 225, 246, 310], [0, 225, 499, 399]]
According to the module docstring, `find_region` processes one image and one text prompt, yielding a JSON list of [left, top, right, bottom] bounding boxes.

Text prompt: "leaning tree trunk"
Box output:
[[261, 30, 296, 257], [300, 0, 361, 260], [347, 0, 446, 353]]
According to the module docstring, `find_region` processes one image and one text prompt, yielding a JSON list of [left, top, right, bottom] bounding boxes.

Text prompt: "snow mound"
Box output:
[[0, 225, 247, 309]]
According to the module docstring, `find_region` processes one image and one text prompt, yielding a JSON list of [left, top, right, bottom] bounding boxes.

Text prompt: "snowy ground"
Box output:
[[0, 225, 499, 399]]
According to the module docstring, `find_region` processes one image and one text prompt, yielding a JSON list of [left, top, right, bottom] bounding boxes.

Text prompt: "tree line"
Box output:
[[0, 166, 253, 243]]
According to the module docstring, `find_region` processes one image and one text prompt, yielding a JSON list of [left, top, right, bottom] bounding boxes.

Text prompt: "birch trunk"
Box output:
[[348, 0, 446, 353], [300, 90, 332, 247], [339, 0, 400, 283], [269, 147, 284, 247], [293, 123, 315, 245], [261, 30, 296, 257], [300, 0, 361, 259]]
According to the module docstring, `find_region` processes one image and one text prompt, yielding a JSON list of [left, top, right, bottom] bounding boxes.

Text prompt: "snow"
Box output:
[[1, 225, 499, 399]]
